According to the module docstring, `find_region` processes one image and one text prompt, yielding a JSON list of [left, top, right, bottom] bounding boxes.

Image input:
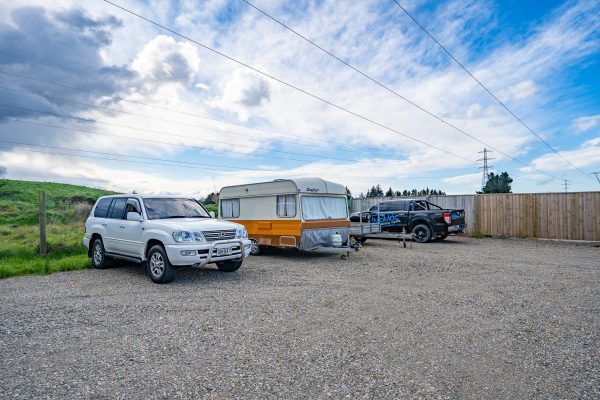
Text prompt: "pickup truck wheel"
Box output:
[[217, 259, 243, 272], [250, 240, 260, 256], [147, 245, 175, 284], [438, 233, 449, 241], [412, 224, 432, 243], [91, 238, 112, 269]]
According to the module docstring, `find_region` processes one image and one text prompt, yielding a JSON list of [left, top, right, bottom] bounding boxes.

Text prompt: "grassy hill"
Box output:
[[0, 179, 115, 225], [0, 179, 117, 278]]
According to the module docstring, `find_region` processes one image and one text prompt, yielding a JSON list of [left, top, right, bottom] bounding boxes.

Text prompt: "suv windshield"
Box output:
[[144, 198, 210, 220]]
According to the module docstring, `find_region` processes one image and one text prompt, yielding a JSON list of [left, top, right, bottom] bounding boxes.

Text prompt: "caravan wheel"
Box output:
[[250, 240, 261, 256]]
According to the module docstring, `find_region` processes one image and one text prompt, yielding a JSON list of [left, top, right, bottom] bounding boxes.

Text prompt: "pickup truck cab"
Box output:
[[350, 199, 465, 243], [83, 195, 252, 283]]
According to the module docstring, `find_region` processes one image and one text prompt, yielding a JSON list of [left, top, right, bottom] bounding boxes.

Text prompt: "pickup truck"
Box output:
[[83, 195, 252, 284], [350, 199, 465, 243]]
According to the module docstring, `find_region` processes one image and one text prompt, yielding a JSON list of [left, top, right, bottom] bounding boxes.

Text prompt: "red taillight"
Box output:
[[443, 212, 451, 224]]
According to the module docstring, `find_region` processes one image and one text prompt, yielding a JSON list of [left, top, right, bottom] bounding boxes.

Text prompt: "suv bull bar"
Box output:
[[192, 238, 248, 268]]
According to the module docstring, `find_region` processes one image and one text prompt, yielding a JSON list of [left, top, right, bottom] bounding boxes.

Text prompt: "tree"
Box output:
[[385, 187, 394, 197], [345, 186, 352, 197], [203, 192, 216, 205], [480, 172, 513, 193], [394, 190, 402, 196], [368, 185, 379, 197]]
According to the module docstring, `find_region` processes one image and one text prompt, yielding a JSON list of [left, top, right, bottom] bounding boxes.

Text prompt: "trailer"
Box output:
[[219, 178, 351, 255], [350, 211, 382, 243]]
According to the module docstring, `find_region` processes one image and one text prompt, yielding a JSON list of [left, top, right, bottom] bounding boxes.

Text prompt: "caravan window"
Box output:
[[276, 195, 296, 217], [301, 196, 348, 220], [221, 198, 240, 218]]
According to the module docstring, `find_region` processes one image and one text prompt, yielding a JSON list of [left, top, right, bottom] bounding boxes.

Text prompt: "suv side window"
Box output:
[[110, 197, 128, 219], [94, 198, 113, 218]]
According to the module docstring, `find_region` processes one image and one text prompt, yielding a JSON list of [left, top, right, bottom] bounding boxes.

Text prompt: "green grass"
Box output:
[[0, 179, 117, 278], [0, 224, 91, 279], [471, 231, 487, 239]]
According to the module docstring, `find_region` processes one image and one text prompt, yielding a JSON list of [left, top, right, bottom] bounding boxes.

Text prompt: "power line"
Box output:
[[0, 140, 271, 172], [3, 116, 314, 164], [0, 68, 406, 159], [0, 145, 261, 173], [0, 88, 372, 163], [592, 172, 600, 184], [238, 0, 557, 181], [0, 142, 464, 181], [0, 70, 560, 180], [0, 140, 580, 185], [0, 104, 371, 164], [391, 0, 592, 179], [103, 0, 476, 165], [103, 1, 568, 183]]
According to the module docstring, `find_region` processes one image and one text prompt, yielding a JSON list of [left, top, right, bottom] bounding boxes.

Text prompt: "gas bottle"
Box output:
[[331, 232, 342, 247]]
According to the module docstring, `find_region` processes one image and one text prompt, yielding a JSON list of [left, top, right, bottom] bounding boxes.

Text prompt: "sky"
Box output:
[[0, 0, 599, 196]]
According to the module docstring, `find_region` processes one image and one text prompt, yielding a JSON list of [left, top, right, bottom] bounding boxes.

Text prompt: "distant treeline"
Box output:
[[359, 184, 446, 198]]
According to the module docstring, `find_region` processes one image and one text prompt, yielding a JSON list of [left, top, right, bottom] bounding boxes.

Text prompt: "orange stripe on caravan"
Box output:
[[233, 219, 302, 236], [301, 219, 351, 229]]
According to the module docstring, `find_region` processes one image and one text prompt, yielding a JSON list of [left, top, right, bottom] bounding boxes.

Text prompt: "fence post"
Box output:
[[39, 191, 47, 255]]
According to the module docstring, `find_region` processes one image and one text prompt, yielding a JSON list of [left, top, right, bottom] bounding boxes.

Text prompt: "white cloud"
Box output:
[[131, 35, 200, 84], [502, 80, 537, 102], [522, 136, 600, 173], [573, 114, 600, 133], [210, 68, 272, 122], [442, 173, 481, 185]]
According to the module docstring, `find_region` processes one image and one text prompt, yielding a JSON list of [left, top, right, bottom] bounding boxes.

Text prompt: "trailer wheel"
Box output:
[[412, 224, 432, 243]]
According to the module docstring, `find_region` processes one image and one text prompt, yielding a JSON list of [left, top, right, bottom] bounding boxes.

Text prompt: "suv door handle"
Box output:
[[119, 225, 125, 229], [102, 222, 107, 226]]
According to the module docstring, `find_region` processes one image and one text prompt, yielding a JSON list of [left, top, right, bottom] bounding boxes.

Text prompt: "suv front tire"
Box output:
[[147, 245, 175, 284], [217, 259, 243, 272]]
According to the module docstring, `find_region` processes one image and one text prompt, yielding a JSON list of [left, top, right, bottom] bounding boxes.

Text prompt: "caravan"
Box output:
[[219, 178, 350, 254]]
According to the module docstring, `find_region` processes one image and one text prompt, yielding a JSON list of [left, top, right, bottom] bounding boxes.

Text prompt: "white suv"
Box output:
[[83, 195, 252, 283]]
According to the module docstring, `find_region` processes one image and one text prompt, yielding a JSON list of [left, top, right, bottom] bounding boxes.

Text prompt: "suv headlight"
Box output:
[[172, 231, 206, 243], [235, 227, 248, 238]]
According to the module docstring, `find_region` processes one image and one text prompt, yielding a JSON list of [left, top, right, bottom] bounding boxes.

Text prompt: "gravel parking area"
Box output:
[[1, 237, 599, 399]]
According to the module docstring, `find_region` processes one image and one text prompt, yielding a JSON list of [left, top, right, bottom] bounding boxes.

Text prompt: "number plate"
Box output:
[[216, 247, 232, 256]]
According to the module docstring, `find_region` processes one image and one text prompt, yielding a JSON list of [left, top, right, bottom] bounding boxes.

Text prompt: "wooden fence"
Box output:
[[351, 192, 600, 241]]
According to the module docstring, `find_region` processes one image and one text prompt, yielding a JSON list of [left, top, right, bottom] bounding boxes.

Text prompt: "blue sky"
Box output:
[[0, 0, 598, 196]]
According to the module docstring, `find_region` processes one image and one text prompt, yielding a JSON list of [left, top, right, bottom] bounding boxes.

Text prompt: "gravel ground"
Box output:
[[1, 237, 599, 399]]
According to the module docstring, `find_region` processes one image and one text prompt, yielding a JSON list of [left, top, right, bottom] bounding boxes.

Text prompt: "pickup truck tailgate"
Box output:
[[450, 209, 465, 225]]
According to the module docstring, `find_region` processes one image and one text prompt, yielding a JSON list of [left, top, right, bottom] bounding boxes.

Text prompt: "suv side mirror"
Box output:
[[209, 211, 215, 218], [127, 212, 143, 222]]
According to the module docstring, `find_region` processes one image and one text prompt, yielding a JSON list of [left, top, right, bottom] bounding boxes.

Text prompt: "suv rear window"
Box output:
[[109, 198, 128, 219], [93, 198, 113, 218]]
